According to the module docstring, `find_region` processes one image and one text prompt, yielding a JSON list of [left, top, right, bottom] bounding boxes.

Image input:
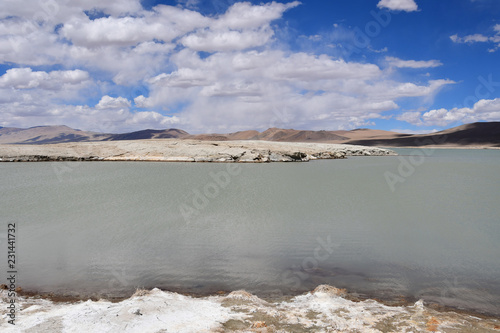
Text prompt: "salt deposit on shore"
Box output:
[[0, 139, 395, 163], [2, 286, 499, 332]]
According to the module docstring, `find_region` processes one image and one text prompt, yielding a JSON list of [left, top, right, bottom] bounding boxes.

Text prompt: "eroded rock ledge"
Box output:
[[0, 139, 396, 163]]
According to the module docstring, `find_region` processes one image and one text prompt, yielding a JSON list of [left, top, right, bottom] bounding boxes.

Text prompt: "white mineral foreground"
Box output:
[[0, 140, 396, 162], [1, 287, 499, 332]]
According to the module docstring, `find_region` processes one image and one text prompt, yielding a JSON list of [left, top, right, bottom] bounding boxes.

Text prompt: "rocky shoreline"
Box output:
[[0, 139, 396, 163]]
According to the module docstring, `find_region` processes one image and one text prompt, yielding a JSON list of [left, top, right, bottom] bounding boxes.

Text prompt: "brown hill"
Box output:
[[0, 127, 24, 136], [226, 130, 260, 140], [0, 126, 189, 144], [250, 128, 349, 142], [346, 122, 500, 147], [1, 122, 498, 147], [189, 134, 229, 141], [106, 129, 189, 141], [189, 128, 349, 142], [0, 125, 105, 144], [336, 128, 411, 141]]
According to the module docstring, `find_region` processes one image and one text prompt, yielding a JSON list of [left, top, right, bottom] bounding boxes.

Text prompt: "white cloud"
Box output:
[[68, 41, 175, 85], [213, 1, 300, 30], [0, 96, 180, 133], [450, 25, 500, 52], [451, 34, 489, 44], [390, 128, 438, 134], [397, 111, 424, 125], [0, 68, 49, 89], [377, 0, 418, 12], [139, 49, 453, 132], [359, 79, 455, 101], [134, 95, 153, 108], [0, 0, 142, 22], [50, 70, 90, 84], [60, 7, 210, 48], [125, 111, 180, 128], [200, 81, 262, 97], [149, 67, 215, 88], [464, 34, 490, 43], [269, 53, 382, 81], [96, 96, 131, 110], [407, 79, 455, 97], [398, 98, 500, 127], [0, 18, 66, 66], [59, 1, 300, 52], [386, 56, 443, 68], [421, 108, 471, 127], [0, 0, 458, 133], [61, 17, 164, 48], [180, 1, 299, 52], [0, 68, 89, 90], [181, 27, 274, 52]]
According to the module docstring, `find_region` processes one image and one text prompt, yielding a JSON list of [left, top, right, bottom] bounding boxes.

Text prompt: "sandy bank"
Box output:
[[1, 286, 499, 332], [0, 140, 396, 163]]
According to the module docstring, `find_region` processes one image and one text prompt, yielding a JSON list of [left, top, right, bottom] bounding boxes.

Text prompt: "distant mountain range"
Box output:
[[0, 122, 499, 147], [0, 126, 191, 144]]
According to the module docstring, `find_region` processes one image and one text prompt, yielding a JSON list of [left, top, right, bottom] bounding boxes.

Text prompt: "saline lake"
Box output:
[[1, 148, 499, 316]]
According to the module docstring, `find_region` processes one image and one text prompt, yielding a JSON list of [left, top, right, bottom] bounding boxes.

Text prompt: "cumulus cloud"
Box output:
[[213, 1, 300, 30], [377, 0, 418, 12], [398, 98, 500, 127], [386, 56, 443, 68], [0, 18, 66, 66], [0, 0, 462, 132], [59, 1, 298, 52], [357, 79, 455, 101], [397, 111, 424, 125], [133, 95, 151, 108], [180, 1, 299, 52], [96, 96, 131, 110], [180, 27, 274, 52], [60, 6, 209, 48], [0, 0, 142, 22], [125, 111, 180, 128], [0, 95, 179, 133], [269, 53, 381, 81], [138, 48, 454, 132], [0, 68, 90, 90], [68, 41, 175, 85]]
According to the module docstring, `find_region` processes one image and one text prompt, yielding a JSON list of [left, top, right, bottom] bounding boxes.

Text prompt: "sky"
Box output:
[[0, 0, 499, 134]]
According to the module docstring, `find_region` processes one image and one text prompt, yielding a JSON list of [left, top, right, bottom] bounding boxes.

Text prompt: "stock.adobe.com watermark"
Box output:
[[8, 0, 60, 52], [279, 235, 339, 293], [342, 9, 392, 59], [179, 163, 242, 223], [465, 74, 500, 108], [4, 223, 18, 325], [384, 135, 447, 192]]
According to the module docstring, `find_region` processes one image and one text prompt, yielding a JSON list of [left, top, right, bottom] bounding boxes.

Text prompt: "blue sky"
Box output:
[[0, 0, 499, 134]]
